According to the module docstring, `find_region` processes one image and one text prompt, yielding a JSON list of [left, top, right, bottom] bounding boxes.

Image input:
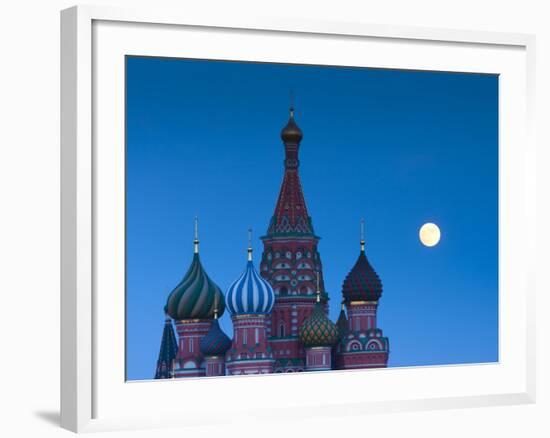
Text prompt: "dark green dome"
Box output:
[[165, 253, 225, 320], [299, 301, 340, 347]]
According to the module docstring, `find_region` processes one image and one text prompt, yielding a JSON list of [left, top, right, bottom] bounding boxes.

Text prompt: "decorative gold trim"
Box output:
[[232, 314, 266, 319], [177, 318, 209, 324], [348, 300, 378, 306]]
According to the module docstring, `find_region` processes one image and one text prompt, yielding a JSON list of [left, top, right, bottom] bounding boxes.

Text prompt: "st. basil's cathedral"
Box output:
[[155, 107, 390, 378]]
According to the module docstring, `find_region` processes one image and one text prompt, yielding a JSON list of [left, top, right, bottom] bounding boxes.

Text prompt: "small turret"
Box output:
[[154, 312, 178, 379]]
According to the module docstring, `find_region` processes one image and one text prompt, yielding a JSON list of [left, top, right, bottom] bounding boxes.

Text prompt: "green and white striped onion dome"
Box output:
[[165, 253, 225, 320]]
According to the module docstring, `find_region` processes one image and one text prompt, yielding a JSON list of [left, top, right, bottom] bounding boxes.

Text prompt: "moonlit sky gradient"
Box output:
[[126, 56, 498, 381]]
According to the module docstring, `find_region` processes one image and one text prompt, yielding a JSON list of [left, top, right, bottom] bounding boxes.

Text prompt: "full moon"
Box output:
[[419, 223, 441, 247]]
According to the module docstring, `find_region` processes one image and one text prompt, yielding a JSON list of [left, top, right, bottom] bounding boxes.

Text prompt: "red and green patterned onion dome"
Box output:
[[342, 248, 382, 303], [200, 318, 232, 357], [165, 253, 225, 320], [299, 301, 340, 347]]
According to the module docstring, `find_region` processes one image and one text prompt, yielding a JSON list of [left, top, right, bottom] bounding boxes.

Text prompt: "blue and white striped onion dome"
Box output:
[[226, 260, 275, 316]]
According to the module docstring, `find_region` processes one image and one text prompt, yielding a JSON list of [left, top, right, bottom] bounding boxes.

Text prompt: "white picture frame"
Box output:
[[60, 4, 536, 433]]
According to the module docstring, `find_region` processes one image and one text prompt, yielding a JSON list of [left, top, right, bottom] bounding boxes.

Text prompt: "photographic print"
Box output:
[[125, 57, 498, 380]]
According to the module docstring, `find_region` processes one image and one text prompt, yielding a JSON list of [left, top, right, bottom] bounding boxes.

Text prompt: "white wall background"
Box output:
[[0, 1, 547, 437]]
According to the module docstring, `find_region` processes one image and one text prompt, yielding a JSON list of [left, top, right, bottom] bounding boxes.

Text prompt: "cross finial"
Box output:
[[194, 216, 199, 254], [247, 228, 253, 261], [360, 218, 365, 252]]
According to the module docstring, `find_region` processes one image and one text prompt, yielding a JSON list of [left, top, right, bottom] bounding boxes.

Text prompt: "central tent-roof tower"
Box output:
[[267, 106, 314, 236], [260, 105, 328, 372]]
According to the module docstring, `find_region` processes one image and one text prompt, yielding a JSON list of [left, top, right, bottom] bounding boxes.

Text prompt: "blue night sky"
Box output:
[[126, 56, 498, 381]]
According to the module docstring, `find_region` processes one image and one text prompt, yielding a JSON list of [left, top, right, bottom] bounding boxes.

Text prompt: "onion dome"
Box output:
[[165, 218, 225, 320], [226, 230, 275, 316], [200, 313, 232, 357], [299, 298, 340, 347], [336, 302, 348, 337], [281, 106, 303, 144], [342, 219, 382, 303], [299, 279, 340, 347]]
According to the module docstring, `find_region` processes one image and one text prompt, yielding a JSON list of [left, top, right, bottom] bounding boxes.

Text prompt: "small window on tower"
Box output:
[[279, 323, 285, 338]]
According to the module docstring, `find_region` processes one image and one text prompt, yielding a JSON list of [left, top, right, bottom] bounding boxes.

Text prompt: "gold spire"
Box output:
[[341, 300, 346, 311], [247, 228, 253, 262], [213, 294, 219, 320], [360, 217, 365, 252], [316, 271, 321, 303], [194, 216, 199, 254]]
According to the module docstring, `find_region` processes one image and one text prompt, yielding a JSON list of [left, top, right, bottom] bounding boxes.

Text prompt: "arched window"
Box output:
[[183, 360, 195, 369], [348, 340, 362, 352], [279, 323, 285, 338], [367, 340, 382, 350], [279, 286, 288, 296]]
